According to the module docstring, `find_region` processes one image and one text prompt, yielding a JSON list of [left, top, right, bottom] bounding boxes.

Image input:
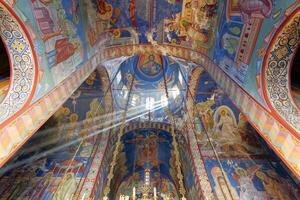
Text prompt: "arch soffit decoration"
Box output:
[[262, 7, 300, 133], [123, 121, 184, 137], [0, 2, 38, 125]]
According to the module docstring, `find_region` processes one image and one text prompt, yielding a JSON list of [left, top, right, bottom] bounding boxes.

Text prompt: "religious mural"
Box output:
[[106, 54, 188, 122], [117, 173, 179, 200], [177, 134, 200, 200], [163, 0, 219, 52], [205, 159, 300, 200], [0, 69, 112, 199], [10, 0, 105, 101], [94, 0, 219, 53], [194, 70, 265, 158], [103, 128, 197, 200], [0, 1, 299, 199], [94, 133, 116, 199], [192, 68, 300, 199], [212, 0, 300, 104], [8, 0, 297, 106]]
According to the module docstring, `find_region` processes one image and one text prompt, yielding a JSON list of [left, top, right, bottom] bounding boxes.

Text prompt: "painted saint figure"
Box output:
[[233, 166, 267, 200], [213, 106, 238, 143]]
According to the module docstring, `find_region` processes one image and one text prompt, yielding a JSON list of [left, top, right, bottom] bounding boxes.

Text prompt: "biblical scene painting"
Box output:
[[205, 159, 300, 200], [94, 0, 219, 52], [11, 0, 104, 99], [105, 128, 197, 200], [194, 70, 264, 158], [212, 0, 299, 102], [193, 68, 300, 199], [112, 129, 179, 199], [0, 70, 111, 199]]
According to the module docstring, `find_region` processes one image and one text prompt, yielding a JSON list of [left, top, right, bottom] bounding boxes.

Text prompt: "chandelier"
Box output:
[[119, 169, 159, 200]]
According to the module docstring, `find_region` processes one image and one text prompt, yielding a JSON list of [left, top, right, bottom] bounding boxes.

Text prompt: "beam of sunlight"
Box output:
[[0, 99, 167, 174]]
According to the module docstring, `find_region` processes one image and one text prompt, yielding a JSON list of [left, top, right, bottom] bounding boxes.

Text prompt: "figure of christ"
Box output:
[[124, 132, 167, 168]]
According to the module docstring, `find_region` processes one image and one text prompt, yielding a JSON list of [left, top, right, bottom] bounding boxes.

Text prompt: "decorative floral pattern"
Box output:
[[264, 11, 300, 131], [0, 3, 37, 123]]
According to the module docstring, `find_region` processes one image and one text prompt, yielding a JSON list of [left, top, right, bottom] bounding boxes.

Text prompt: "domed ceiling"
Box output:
[[104, 54, 192, 122]]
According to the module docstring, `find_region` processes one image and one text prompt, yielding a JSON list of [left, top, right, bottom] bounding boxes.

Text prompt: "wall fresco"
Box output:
[[11, 0, 105, 101], [0, 69, 112, 199], [205, 159, 300, 200], [116, 172, 179, 199], [212, 0, 300, 104], [0, 1, 299, 199], [193, 68, 300, 199], [99, 127, 197, 200], [177, 134, 200, 200], [112, 129, 177, 198]]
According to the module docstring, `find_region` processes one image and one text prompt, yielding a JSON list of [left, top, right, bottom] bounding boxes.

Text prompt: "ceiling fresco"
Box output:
[[105, 54, 189, 122], [99, 0, 219, 52], [0, 0, 299, 199]]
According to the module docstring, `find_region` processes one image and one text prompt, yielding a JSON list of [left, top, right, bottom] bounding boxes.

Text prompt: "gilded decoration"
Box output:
[[0, 3, 37, 123], [263, 9, 300, 131]]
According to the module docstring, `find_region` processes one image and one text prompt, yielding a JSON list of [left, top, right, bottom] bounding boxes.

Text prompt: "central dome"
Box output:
[[110, 54, 188, 121]]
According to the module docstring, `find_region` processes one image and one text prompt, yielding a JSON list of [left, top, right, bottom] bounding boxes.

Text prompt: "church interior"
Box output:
[[0, 0, 299, 199]]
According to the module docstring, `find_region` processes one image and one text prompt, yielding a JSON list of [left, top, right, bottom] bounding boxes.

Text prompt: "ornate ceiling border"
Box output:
[[0, 2, 38, 125], [262, 7, 300, 134], [99, 43, 300, 179]]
